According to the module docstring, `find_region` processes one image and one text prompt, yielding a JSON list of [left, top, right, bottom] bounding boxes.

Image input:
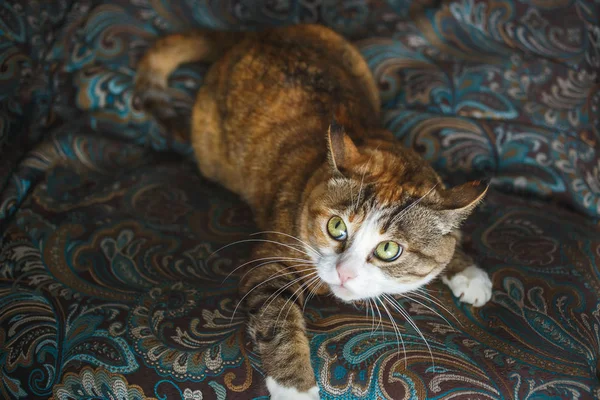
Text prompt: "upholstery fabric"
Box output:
[[1, 0, 599, 399]]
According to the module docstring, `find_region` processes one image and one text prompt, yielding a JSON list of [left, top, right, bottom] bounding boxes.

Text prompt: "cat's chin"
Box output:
[[329, 284, 367, 302]]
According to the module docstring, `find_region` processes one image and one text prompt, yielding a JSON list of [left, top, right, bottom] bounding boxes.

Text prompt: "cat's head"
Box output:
[[299, 122, 488, 302]]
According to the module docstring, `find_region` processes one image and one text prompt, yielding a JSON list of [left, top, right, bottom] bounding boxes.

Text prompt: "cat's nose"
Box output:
[[336, 263, 356, 285]]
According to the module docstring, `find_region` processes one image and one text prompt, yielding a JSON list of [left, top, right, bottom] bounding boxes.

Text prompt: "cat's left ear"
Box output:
[[326, 119, 360, 173], [437, 179, 489, 233]]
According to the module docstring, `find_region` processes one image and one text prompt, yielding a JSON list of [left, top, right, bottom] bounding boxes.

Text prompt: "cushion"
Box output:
[[2, 134, 600, 398]]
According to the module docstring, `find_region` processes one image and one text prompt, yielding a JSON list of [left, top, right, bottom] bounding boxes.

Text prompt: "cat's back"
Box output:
[[197, 24, 379, 132], [191, 24, 380, 210]]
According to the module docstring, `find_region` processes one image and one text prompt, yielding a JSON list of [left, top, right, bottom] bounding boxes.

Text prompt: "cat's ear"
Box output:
[[326, 119, 360, 173], [437, 179, 489, 233]]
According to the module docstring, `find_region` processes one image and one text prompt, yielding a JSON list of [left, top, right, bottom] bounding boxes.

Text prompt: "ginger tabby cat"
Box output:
[[135, 24, 492, 400]]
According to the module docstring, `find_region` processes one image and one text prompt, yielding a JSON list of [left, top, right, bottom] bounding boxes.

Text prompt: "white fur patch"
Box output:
[[442, 265, 492, 307], [266, 377, 320, 400]]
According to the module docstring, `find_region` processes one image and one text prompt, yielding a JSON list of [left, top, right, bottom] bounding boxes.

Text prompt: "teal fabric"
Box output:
[[1, 1, 599, 399]]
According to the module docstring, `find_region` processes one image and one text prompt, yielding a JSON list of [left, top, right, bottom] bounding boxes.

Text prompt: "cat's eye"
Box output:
[[327, 216, 347, 241], [374, 241, 402, 261]]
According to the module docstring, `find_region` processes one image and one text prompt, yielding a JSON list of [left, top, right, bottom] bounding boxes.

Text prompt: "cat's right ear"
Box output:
[[326, 119, 360, 173]]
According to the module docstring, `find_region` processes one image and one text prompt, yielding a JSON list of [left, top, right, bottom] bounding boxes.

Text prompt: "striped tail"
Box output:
[[134, 30, 244, 144]]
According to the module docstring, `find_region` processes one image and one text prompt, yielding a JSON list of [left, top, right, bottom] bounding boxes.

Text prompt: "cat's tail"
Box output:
[[135, 30, 244, 91], [134, 30, 246, 143]]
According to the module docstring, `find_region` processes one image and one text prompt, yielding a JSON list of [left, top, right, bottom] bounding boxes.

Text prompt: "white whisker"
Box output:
[[354, 147, 377, 211], [377, 297, 407, 368], [384, 294, 435, 368], [210, 238, 313, 259], [276, 274, 321, 327], [404, 291, 462, 327], [238, 261, 314, 285], [230, 268, 317, 325], [221, 256, 312, 283], [372, 297, 384, 336], [415, 287, 436, 294], [367, 298, 376, 334], [261, 269, 317, 315], [302, 280, 322, 315], [251, 231, 321, 257], [392, 182, 439, 224], [349, 179, 356, 213]]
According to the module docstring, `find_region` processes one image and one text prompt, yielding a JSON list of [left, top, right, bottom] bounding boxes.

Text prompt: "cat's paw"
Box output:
[[266, 377, 320, 400], [442, 265, 492, 307]]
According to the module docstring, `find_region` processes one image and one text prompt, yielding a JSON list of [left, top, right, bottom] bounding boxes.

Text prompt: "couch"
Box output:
[[1, 0, 599, 398]]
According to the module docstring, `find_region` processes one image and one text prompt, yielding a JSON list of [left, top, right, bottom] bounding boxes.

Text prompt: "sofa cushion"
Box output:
[[0, 130, 599, 398]]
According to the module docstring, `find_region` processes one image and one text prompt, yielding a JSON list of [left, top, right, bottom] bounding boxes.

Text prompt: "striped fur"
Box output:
[[135, 24, 488, 397]]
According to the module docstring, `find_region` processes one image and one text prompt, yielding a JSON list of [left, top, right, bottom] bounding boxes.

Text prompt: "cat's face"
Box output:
[[304, 178, 461, 302], [299, 125, 487, 302]]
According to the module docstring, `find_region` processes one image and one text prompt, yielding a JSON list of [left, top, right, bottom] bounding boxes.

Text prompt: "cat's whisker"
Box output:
[[369, 299, 378, 335], [397, 292, 454, 324], [260, 268, 318, 315], [238, 260, 314, 286], [349, 180, 356, 214], [232, 269, 317, 326], [251, 231, 321, 257], [401, 293, 456, 328], [276, 274, 321, 327], [354, 148, 377, 212], [302, 280, 322, 315], [210, 238, 313, 259], [229, 268, 317, 325], [405, 291, 462, 327], [377, 297, 407, 368], [221, 256, 313, 283], [366, 298, 376, 334], [283, 275, 321, 321], [409, 289, 454, 317], [371, 297, 384, 336], [392, 182, 439, 225], [414, 287, 440, 296], [383, 294, 436, 369]]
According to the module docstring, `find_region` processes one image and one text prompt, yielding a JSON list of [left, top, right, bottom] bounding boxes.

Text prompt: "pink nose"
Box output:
[[336, 264, 356, 285]]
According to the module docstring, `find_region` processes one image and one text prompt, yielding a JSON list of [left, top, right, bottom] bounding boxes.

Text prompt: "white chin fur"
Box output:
[[266, 377, 320, 400], [330, 284, 362, 302]]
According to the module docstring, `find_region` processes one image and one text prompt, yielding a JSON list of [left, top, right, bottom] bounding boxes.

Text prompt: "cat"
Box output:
[[134, 24, 492, 400]]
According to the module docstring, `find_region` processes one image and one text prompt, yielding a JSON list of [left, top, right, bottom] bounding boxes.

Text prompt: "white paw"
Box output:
[[266, 377, 320, 400], [442, 265, 492, 307]]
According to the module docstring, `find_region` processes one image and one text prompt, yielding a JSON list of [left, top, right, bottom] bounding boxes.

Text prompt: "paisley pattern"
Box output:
[[1, 0, 600, 399], [50, 367, 153, 400]]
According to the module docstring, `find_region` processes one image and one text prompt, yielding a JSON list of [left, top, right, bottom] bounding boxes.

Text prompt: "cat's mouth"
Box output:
[[329, 283, 364, 302]]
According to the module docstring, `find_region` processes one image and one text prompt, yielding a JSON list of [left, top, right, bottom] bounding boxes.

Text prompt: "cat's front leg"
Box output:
[[442, 244, 492, 307], [240, 262, 320, 400]]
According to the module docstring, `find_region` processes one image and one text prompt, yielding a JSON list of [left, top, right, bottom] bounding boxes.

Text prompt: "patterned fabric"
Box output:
[[1, 0, 599, 399]]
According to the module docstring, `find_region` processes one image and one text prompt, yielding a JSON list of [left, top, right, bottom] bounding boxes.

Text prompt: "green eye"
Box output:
[[327, 216, 347, 241], [374, 241, 402, 261]]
